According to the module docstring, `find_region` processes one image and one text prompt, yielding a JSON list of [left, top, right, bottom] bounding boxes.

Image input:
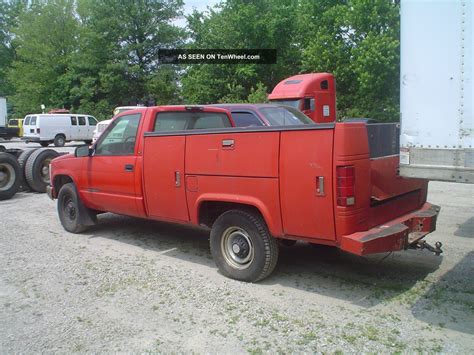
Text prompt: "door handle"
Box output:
[[175, 171, 181, 187], [316, 176, 325, 196], [222, 139, 234, 149], [124, 164, 134, 172]]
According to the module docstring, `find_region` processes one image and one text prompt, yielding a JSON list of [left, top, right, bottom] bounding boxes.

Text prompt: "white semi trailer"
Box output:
[[400, 0, 473, 183]]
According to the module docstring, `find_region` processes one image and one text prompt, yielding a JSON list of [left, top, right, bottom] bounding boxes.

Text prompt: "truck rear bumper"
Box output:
[[340, 202, 440, 255]]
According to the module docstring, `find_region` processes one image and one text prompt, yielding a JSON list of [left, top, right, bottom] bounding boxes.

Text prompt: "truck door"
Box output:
[[70, 116, 78, 140], [78, 116, 87, 140], [81, 113, 141, 216]]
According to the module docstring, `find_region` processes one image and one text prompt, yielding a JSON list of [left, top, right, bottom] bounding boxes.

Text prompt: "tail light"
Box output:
[[36, 128, 40, 133], [336, 165, 355, 206]]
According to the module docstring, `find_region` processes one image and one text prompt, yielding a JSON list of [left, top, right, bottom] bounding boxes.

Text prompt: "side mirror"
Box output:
[[75, 145, 92, 157]]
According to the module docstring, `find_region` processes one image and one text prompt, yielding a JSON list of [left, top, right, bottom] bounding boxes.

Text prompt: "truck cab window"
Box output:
[[78, 116, 86, 126], [95, 113, 141, 156], [231, 112, 264, 127], [154, 112, 231, 131], [303, 98, 315, 111]]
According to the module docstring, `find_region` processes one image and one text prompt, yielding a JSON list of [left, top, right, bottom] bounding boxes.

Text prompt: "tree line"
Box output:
[[0, 0, 400, 121]]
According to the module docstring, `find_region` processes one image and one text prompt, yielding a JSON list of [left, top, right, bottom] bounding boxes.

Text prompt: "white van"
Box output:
[[22, 114, 98, 147]]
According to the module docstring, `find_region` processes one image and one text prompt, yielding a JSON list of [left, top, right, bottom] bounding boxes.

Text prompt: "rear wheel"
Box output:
[[210, 209, 279, 282], [0, 152, 21, 200], [54, 134, 66, 147], [57, 183, 93, 233], [25, 148, 60, 192]]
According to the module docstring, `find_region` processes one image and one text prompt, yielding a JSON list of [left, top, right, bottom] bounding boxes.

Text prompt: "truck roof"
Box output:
[[268, 73, 334, 99]]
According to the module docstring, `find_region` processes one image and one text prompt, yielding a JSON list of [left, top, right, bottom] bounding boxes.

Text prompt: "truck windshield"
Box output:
[[268, 99, 301, 109], [259, 106, 314, 126]]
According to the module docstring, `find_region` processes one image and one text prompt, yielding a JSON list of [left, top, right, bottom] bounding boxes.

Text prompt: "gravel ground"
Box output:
[[0, 144, 473, 353]]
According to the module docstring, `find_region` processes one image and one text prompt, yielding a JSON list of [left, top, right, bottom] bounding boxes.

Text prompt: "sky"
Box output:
[[174, 0, 220, 27]]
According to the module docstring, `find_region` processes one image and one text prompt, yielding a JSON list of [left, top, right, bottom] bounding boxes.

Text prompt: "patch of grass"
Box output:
[[297, 331, 318, 345], [364, 325, 379, 341], [342, 333, 357, 344]]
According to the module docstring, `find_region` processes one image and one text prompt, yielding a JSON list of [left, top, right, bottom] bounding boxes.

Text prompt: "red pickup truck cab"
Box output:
[[48, 105, 440, 282]]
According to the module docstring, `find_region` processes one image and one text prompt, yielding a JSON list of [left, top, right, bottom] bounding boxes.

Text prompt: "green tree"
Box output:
[[73, 0, 185, 118], [7, 0, 184, 119], [7, 0, 79, 115], [0, 0, 27, 97], [299, 0, 400, 121], [181, 0, 301, 104]]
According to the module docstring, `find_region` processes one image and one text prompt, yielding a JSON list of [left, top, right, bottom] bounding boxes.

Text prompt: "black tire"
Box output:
[[16, 148, 39, 191], [210, 209, 279, 282], [57, 183, 90, 233], [40, 141, 49, 147], [0, 152, 21, 200], [54, 134, 66, 147], [25, 148, 60, 192]]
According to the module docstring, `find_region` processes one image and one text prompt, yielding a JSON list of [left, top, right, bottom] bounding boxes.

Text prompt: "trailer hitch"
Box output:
[[412, 240, 443, 256]]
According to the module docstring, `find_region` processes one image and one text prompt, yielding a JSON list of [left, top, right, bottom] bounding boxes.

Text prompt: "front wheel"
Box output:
[[54, 134, 66, 147], [57, 183, 96, 233], [210, 210, 279, 282]]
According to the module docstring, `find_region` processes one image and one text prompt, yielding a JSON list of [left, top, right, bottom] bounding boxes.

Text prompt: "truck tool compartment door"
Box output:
[[142, 109, 233, 222], [82, 113, 141, 216], [279, 128, 335, 240], [143, 135, 188, 221]]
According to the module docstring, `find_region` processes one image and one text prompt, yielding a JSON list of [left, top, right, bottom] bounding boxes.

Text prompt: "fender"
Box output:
[[193, 193, 283, 237]]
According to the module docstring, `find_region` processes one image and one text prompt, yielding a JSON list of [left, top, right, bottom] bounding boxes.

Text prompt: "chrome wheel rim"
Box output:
[[40, 158, 52, 184], [221, 226, 254, 270]]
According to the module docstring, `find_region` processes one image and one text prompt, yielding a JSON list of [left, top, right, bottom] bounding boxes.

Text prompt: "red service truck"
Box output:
[[48, 105, 441, 282]]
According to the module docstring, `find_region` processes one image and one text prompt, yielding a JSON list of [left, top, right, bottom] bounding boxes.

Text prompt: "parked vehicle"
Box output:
[[0, 97, 19, 140], [22, 113, 98, 147], [113, 106, 143, 116], [0, 147, 60, 200], [268, 73, 336, 124], [8, 118, 24, 137], [399, 0, 473, 183], [209, 104, 314, 127], [92, 119, 112, 143], [48, 105, 441, 282]]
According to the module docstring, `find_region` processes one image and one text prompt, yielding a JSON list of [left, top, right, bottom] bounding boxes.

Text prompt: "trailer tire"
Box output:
[[210, 209, 279, 282], [57, 183, 96, 233], [17, 148, 38, 191], [25, 148, 59, 192], [0, 152, 21, 200], [40, 141, 49, 147], [54, 134, 66, 147]]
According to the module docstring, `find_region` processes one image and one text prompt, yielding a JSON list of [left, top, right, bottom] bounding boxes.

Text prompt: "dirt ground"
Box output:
[[1, 142, 473, 353]]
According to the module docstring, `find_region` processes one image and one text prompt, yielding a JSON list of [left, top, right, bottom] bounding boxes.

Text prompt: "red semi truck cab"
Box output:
[[48, 105, 441, 282], [268, 73, 337, 123]]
